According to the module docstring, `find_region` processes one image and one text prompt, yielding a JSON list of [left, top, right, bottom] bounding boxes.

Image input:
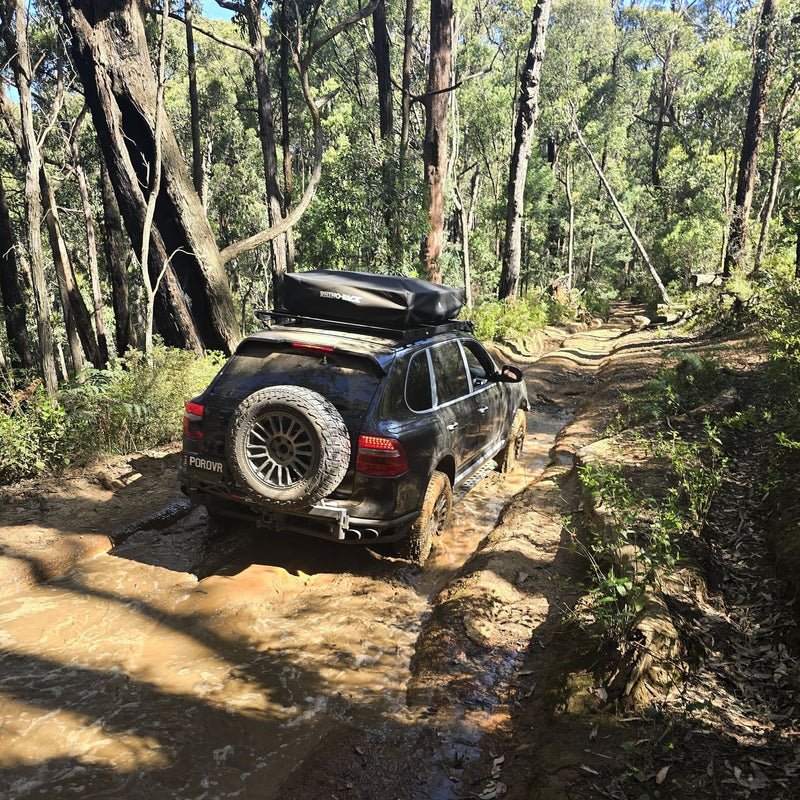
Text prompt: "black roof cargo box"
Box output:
[[281, 270, 464, 329]]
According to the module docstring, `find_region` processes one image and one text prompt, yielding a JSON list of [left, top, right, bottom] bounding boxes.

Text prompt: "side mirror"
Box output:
[[497, 364, 523, 383]]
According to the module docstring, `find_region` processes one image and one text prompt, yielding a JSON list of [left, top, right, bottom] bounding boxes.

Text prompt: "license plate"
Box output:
[[183, 454, 226, 475]]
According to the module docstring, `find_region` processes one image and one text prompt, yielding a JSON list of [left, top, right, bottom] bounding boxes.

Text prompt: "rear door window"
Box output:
[[430, 340, 469, 405]]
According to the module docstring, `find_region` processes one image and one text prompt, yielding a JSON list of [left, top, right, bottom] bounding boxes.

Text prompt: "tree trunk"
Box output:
[[796, 218, 800, 280], [420, 0, 453, 283], [41, 167, 102, 371], [650, 32, 676, 192], [498, 0, 553, 300], [185, 1, 204, 201], [753, 80, 797, 275], [278, 0, 295, 271], [71, 124, 109, 367], [453, 182, 471, 307], [373, 0, 393, 140], [241, 0, 289, 301], [12, 0, 58, 396], [0, 171, 33, 370], [724, 0, 777, 275], [100, 161, 135, 357], [400, 0, 414, 164], [564, 155, 575, 290], [58, 0, 239, 354]]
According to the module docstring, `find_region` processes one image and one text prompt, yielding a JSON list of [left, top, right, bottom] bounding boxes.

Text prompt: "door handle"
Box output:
[[478, 406, 489, 413], [447, 422, 459, 431]]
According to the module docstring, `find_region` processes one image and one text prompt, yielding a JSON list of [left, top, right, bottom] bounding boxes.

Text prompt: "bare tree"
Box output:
[[420, 0, 452, 283], [498, 0, 552, 300], [724, 0, 778, 275]]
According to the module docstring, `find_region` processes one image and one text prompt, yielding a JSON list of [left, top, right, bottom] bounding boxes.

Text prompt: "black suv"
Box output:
[[179, 271, 528, 563]]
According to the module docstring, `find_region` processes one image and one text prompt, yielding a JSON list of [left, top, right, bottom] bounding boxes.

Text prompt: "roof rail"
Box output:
[[253, 309, 474, 339]]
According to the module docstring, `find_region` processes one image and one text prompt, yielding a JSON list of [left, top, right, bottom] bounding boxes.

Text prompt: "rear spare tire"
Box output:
[[227, 385, 350, 510]]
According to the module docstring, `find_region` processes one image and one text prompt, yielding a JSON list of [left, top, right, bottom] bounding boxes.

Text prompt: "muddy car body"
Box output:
[[179, 271, 528, 562]]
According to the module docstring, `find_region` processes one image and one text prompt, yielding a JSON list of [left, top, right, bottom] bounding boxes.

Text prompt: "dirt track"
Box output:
[[5, 309, 793, 800]]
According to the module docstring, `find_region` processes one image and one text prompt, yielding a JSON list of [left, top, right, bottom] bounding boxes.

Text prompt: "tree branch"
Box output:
[[302, 0, 380, 67], [168, 12, 255, 56]]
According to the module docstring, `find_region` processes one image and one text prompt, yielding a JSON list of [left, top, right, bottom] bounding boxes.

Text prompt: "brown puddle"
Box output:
[[0, 404, 572, 799]]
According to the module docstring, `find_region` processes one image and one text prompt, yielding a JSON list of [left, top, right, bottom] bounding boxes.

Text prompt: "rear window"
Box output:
[[406, 351, 433, 412], [210, 345, 382, 427]]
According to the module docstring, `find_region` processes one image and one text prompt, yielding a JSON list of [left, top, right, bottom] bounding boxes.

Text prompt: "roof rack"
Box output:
[[253, 309, 474, 340]]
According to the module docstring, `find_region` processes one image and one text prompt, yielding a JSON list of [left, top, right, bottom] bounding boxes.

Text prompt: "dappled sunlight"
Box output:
[[0, 695, 169, 772]]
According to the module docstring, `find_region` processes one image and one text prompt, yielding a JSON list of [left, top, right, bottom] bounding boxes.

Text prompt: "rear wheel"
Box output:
[[495, 409, 526, 474], [396, 471, 452, 565]]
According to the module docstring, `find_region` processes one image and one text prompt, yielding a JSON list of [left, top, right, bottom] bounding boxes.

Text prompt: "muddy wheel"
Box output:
[[396, 471, 452, 565], [495, 409, 526, 474], [228, 385, 350, 510]]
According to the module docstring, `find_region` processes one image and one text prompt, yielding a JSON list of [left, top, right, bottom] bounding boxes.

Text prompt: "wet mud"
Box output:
[[0, 400, 572, 799]]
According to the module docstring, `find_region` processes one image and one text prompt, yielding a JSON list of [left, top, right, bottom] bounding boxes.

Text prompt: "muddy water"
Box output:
[[0, 405, 571, 800]]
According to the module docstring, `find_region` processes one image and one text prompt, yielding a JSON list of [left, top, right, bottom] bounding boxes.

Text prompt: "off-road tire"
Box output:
[[495, 409, 526, 474], [396, 471, 452, 565], [227, 385, 350, 510]]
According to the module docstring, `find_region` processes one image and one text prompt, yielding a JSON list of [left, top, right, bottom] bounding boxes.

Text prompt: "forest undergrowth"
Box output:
[[544, 280, 800, 799]]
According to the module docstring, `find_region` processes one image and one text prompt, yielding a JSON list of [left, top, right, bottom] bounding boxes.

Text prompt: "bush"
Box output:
[[0, 345, 224, 485], [470, 292, 557, 342], [609, 350, 728, 431]]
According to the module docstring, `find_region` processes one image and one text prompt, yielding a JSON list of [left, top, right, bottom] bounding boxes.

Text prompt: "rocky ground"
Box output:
[[1, 307, 798, 799]]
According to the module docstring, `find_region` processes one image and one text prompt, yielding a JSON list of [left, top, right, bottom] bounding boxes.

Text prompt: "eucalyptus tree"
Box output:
[[1, 0, 58, 395], [420, 0, 453, 283], [498, 0, 553, 300], [0, 170, 33, 370], [724, 0, 779, 274], [58, 0, 226, 354]]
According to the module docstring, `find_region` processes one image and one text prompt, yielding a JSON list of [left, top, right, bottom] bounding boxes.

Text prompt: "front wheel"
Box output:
[[396, 471, 452, 565], [495, 409, 526, 474]]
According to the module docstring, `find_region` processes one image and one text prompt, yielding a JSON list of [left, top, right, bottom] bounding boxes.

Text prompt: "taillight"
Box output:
[[183, 401, 204, 439], [356, 435, 409, 477]]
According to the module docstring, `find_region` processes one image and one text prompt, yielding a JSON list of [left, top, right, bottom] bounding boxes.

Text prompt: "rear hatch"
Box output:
[[199, 331, 393, 496]]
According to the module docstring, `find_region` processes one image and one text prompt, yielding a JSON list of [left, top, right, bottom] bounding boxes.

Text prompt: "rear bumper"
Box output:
[[179, 447, 422, 543], [182, 481, 418, 544]]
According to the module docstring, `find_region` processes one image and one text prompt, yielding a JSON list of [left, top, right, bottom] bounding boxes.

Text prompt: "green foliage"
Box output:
[[758, 277, 800, 386], [469, 293, 553, 341], [0, 393, 70, 483], [0, 346, 224, 485], [576, 426, 725, 643], [754, 279, 800, 469], [610, 350, 728, 431]]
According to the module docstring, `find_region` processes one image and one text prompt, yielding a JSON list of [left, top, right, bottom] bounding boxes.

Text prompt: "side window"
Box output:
[[461, 340, 496, 388], [406, 351, 433, 412], [430, 341, 469, 405]]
